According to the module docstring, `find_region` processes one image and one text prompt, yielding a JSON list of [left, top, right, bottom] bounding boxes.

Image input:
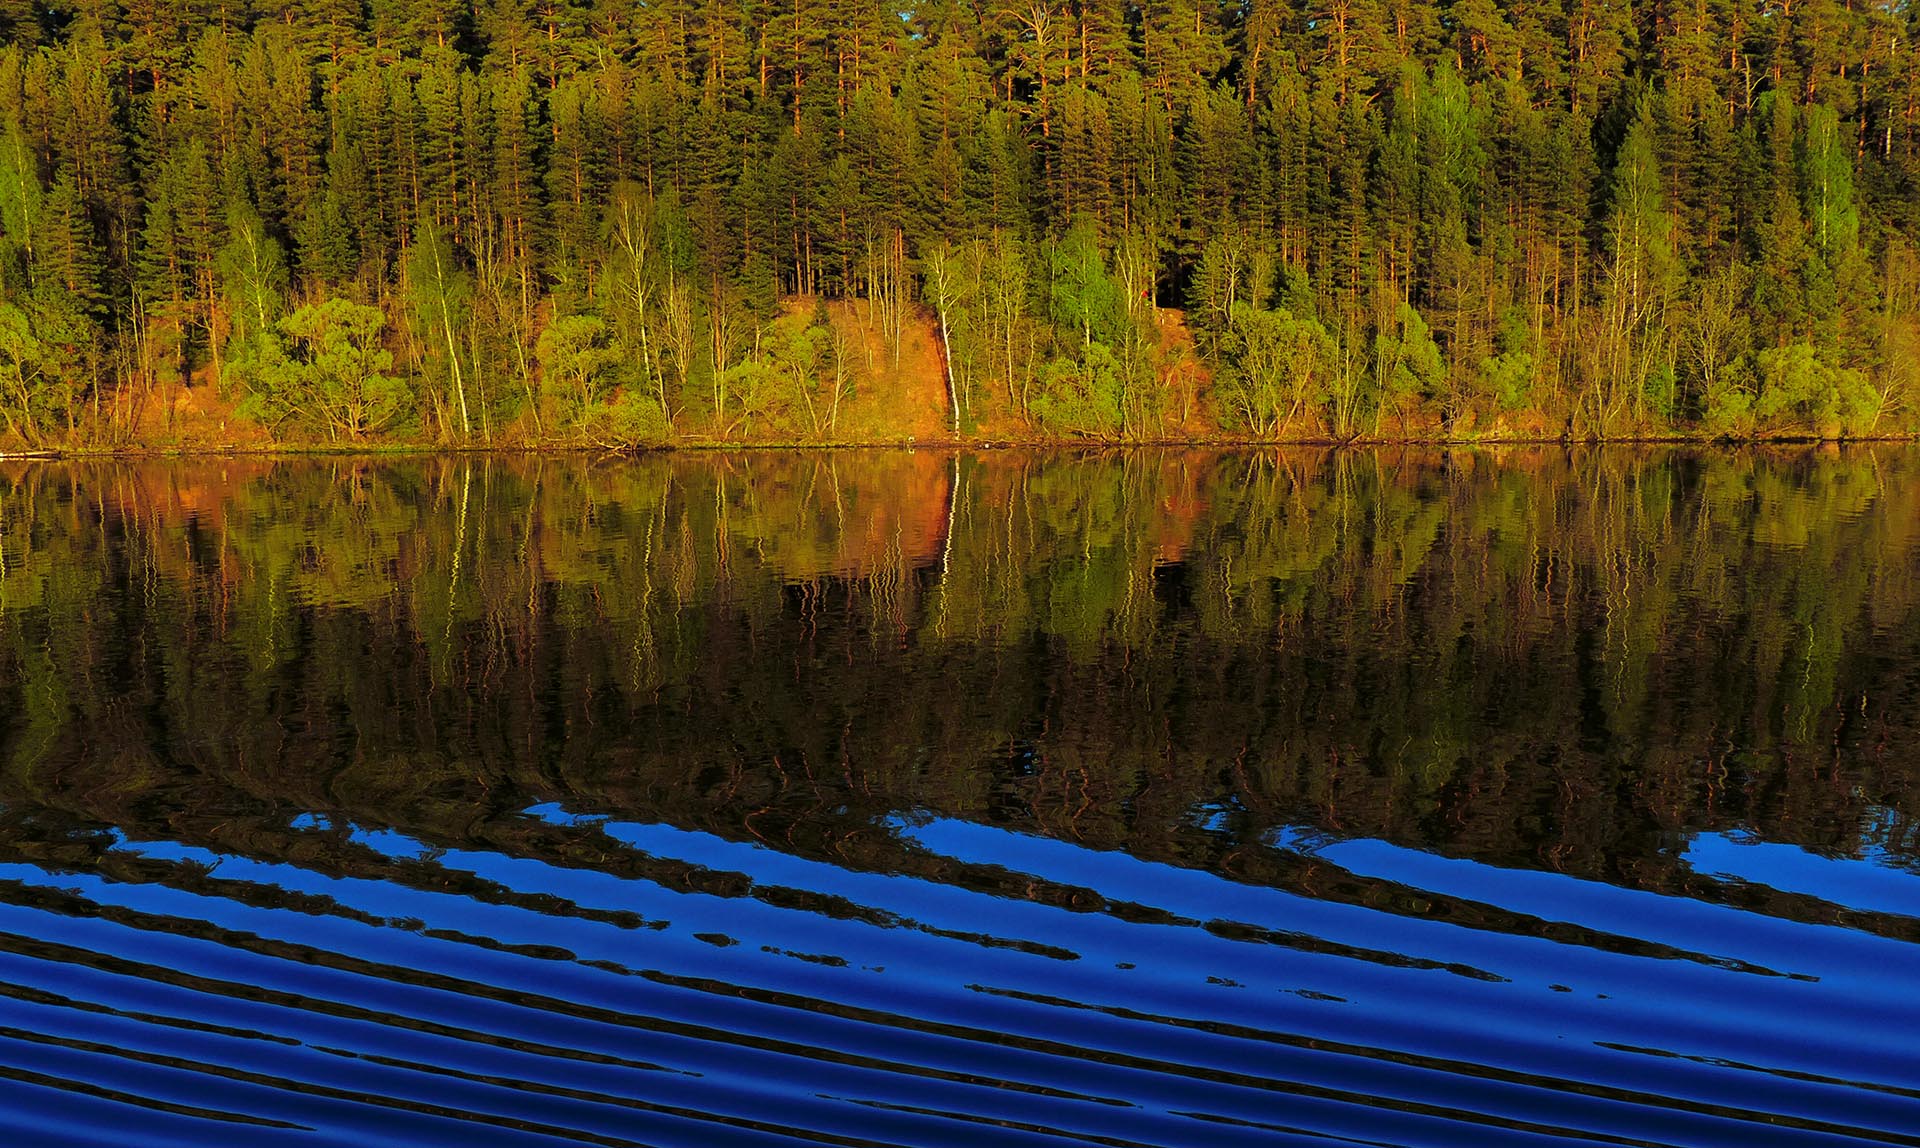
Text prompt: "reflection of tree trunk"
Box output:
[[449, 462, 470, 615], [941, 452, 957, 577], [932, 452, 959, 638]]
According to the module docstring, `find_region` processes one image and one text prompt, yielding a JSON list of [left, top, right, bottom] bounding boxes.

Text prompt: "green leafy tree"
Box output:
[[1371, 300, 1444, 433], [0, 295, 85, 445], [535, 312, 617, 429], [1754, 342, 1879, 435], [1213, 301, 1337, 438], [238, 296, 407, 440], [0, 124, 42, 278]]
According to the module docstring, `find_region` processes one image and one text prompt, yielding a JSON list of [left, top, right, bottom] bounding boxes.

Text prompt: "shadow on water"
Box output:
[[0, 446, 1916, 1146]]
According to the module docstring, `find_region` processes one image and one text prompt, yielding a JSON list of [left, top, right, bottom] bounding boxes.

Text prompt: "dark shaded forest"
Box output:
[[0, 0, 1917, 447]]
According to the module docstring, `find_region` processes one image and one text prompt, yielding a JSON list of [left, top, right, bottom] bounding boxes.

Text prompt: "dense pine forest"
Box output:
[[0, 0, 1916, 447]]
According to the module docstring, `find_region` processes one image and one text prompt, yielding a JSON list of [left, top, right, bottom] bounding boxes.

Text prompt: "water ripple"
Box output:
[[0, 814, 1914, 1146]]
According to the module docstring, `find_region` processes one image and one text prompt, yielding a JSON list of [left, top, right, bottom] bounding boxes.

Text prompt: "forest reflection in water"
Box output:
[[0, 447, 1915, 1147]]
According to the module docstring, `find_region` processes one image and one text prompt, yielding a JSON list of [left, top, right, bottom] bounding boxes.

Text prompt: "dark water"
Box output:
[[0, 448, 1916, 1148]]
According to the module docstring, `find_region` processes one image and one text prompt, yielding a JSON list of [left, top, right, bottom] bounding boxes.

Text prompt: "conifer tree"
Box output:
[[36, 168, 106, 317]]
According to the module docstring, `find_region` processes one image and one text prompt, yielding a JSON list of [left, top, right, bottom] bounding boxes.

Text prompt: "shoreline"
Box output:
[[5, 431, 1918, 460]]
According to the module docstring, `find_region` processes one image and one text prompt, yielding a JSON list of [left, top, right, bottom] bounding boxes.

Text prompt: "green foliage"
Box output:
[[1591, 97, 1678, 431], [1189, 230, 1277, 353], [0, 124, 40, 273], [1799, 105, 1860, 264], [535, 313, 617, 426], [1030, 220, 1151, 437], [761, 311, 832, 433], [705, 310, 850, 438], [1702, 361, 1755, 436], [1047, 221, 1129, 356], [236, 297, 408, 440], [0, 291, 87, 445], [1029, 344, 1127, 437], [1481, 348, 1536, 413], [1753, 342, 1880, 435], [596, 388, 670, 447], [1372, 303, 1445, 427], [295, 190, 357, 284], [35, 170, 104, 315], [405, 227, 474, 439], [1212, 303, 1338, 438]]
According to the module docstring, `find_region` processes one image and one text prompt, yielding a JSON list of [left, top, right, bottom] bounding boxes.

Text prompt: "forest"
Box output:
[[0, 0, 1916, 447]]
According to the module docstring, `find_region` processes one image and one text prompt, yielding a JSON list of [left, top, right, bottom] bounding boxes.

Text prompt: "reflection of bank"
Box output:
[[0, 447, 1249, 596], [684, 448, 1242, 585], [687, 450, 959, 583], [0, 448, 1917, 885]]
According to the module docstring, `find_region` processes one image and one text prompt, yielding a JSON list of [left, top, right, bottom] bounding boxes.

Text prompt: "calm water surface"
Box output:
[[0, 448, 1916, 1147]]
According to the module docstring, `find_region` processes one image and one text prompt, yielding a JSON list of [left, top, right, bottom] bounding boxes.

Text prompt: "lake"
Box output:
[[0, 447, 1915, 1147]]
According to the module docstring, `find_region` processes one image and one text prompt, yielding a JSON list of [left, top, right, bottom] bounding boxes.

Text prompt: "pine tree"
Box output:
[[1141, 0, 1228, 112], [264, 31, 322, 231], [416, 47, 465, 235], [36, 167, 106, 316], [545, 70, 607, 287], [1751, 92, 1809, 345], [0, 0, 39, 46], [49, 29, 129, 238], [296, 183, 358, 285]]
